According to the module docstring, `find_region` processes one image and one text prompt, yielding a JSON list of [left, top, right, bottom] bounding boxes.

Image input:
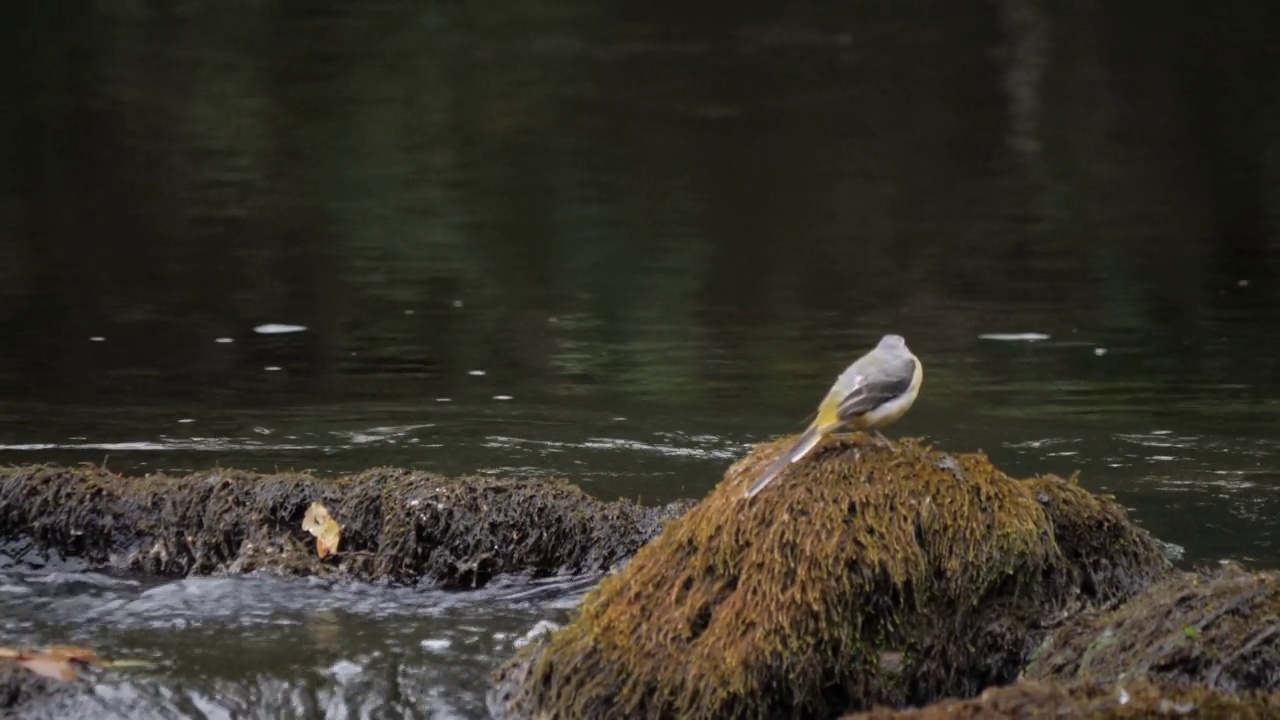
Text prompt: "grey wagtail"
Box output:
[[744, 334, 923, 498]]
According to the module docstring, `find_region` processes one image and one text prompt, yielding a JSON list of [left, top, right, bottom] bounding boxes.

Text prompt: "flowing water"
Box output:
[[3, 1, 1280, 717]]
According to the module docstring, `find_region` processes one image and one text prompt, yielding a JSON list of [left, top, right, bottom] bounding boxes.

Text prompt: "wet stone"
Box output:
[[1025, 563, 1280, 693]]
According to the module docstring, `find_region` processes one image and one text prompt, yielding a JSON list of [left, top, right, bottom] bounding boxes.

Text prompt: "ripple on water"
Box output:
[[1, 571, 598, 719]]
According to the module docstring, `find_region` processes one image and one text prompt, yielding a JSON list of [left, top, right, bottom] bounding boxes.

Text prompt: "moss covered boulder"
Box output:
[[0, 465, 692, 587], [847, 678, 1280, 719], [489, 435, 1171, 719], [1025, 564, 1280, 692]]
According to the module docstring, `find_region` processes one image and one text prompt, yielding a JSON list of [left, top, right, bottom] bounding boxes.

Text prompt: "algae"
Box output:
[[0, 465, 692, 587], [847, 678, 1280, 719], [1025, 564, 1280, 692], [489, 434, 1171, 719]]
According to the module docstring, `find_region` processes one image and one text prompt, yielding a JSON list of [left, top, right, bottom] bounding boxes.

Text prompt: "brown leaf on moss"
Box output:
[[302, 501, 342, 559]]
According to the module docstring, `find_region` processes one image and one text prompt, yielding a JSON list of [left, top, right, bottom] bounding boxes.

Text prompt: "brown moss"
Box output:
[[1023, 474, 1170, 603], [489, 435, 1171, 719], [1025, 564, 1280, 691], [846, 678, 1280, 719], [0, 465, 692, 587]]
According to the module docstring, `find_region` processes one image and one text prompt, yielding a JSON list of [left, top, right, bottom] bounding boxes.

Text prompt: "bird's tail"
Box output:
[[744, 425, 828, 498]]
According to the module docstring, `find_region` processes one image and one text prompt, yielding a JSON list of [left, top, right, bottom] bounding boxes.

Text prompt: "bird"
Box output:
[[743, 334, 923, 498]]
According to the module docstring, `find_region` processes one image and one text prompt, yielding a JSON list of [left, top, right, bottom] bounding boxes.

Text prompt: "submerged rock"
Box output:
[[846, 678, 1280, 719], [0, 465, 692, 587], [1025, 563, 1280, 692], [489, 435, 1171, 720]]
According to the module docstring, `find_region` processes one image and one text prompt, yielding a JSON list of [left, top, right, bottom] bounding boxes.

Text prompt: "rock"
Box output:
[[0, 464, 692, 587], [1025, 563, 1280, 692], [845, 678, 1280, 719], [489, 434, 1171, 719]]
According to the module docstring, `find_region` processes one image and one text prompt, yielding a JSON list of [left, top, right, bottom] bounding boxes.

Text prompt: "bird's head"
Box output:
[[877, 334, 907, 350]]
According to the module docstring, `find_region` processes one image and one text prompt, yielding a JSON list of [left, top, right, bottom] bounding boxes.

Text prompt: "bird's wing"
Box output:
[[834, 358, 916, 420]]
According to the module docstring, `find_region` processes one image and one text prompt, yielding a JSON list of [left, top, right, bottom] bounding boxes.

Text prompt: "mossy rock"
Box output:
[[1024, 564, 1280, 691], [0, 465, 692, 587], [846, 678, 1280, 719], [489, 435, 1171, 719]]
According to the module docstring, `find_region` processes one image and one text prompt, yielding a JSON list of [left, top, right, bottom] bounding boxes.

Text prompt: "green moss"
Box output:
[[0, 464, 691, 587], [490, 435, 1171, 719]]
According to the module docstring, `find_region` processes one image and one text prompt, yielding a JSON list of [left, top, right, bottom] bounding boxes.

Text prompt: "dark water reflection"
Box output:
[[3, 0, 1280, 716]]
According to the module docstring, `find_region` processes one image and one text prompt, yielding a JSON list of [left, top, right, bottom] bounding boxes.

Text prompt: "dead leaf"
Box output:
[[43, 645, 103, 665], [2, 640, 151, 681], [18, 655, 77, 682], [302, 501, 342, 559], [2, 644, 114, 683]]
